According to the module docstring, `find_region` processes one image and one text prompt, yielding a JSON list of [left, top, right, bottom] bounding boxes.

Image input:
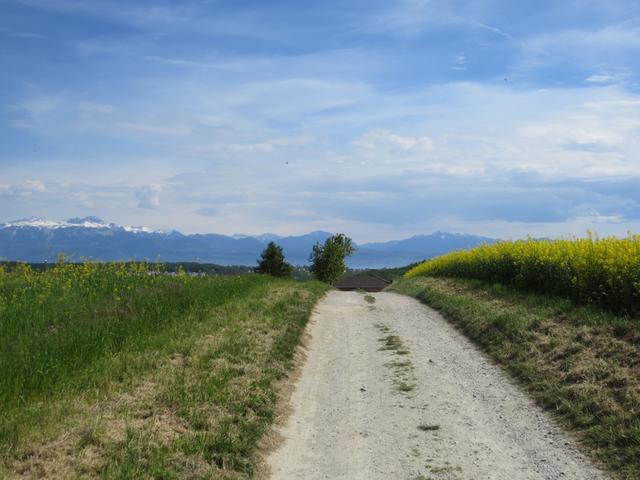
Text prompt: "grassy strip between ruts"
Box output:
[[1, 271, 327, 479], [392, 276, 640, 480]]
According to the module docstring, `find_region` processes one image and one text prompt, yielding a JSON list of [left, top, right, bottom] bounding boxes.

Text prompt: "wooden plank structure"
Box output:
[[333, 274, 392, 292]]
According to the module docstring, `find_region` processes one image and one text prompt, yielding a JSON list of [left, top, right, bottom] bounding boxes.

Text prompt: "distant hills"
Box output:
[[0, 217, 495, 268]]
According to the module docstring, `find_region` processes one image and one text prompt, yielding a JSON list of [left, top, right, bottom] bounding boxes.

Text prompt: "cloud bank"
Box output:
[[2, 0, 640, 241]]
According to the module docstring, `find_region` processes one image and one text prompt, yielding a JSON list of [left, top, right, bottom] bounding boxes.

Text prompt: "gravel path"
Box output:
[[267, 291, 609, 480]]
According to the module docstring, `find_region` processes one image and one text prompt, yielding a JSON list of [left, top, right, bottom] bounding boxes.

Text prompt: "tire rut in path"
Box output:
[[267, 291, 609, 480]]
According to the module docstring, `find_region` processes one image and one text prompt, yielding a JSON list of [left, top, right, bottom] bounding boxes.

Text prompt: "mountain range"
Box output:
[[0, 217, 495, 268]]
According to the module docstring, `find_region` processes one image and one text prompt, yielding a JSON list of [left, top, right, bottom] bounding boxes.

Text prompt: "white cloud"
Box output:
[[7, 80, 640, 239], [360, 0, 431, 35], [118, 122, 190, 136], [585, 74, 619, 84], [353, 129, 433, 154], [460, 19, 511, 39], [526, 26, 640, 52], [423, 214, 640, 242], [453, 53, 467, 71], [0, 27, 47, 40], [135, 185, 161, 209], [358, 0, 514, 41], [21, 95, 63, 118], [23, 180, 46, 192], [8, 119, 33, 129], [5, 0, 640, 243], [192, 136, 312, 155], [78, 102, 114, 114], [0, 180, 47, 197]]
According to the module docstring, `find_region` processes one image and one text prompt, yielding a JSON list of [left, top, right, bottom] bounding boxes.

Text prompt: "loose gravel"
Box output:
[[267, 291, 609, 480]]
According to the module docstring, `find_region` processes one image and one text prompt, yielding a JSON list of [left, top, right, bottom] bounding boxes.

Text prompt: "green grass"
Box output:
[[0, 263, 328, 478], [393, 276, 640, 480], [364, 295, 376, 304], [395, 381, 415, 393], [417, 424, 440, 432], [375, 323, 415, 394], [378, 334, 409, 355]]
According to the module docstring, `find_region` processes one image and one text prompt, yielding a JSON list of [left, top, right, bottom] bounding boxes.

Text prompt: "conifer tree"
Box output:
[[256, 242, 293, 278]]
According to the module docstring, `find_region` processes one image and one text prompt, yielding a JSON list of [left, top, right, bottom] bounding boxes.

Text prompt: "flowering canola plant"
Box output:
[[405, 233, 640, 316]]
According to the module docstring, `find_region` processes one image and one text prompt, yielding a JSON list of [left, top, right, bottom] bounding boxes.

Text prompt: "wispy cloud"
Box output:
[[526, 26, 640, 52], [135, 185, 161, 209], [586, 74, 620, 84], [0, 27, 47, 39], [353, 129, 433, 155], [3, 0, 640, 240]]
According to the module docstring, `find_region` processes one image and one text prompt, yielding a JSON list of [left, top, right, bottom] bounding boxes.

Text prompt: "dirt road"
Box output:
[[267, 291, 609, 480]]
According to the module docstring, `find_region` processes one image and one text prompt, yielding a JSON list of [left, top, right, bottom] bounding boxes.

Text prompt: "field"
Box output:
[[0, 262, 327, 479], [397, 236, 640, 479], [406, 234, 640, 316]]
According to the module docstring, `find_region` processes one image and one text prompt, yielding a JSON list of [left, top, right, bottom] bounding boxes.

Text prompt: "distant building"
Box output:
[[333, 275, 392, 292]]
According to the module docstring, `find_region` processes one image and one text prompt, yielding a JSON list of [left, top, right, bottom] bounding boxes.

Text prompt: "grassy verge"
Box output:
[[393, 276, 640, 480], [0, 264, 327, 479]]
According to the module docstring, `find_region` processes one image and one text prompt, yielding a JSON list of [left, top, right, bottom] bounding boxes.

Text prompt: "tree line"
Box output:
[[256, 233, 354, 283]]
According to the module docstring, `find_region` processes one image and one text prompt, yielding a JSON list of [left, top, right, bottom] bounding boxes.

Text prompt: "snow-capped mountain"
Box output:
[[1, 216, 154, 233], [0, 217, 495, 267], [230, 233, 282, 243], [252, 233, 283, 243]]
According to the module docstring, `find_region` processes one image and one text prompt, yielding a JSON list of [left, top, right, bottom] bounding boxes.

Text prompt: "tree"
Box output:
[[309, 233, 355, 284], [256, 242, 293, 278]]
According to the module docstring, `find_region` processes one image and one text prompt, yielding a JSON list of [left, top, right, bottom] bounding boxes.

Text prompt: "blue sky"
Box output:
[[2, 0, 640, 241]]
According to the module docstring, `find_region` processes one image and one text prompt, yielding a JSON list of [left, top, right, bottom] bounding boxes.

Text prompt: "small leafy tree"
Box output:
[[309, 233, 355, 284], [256, 242, 293, 278]]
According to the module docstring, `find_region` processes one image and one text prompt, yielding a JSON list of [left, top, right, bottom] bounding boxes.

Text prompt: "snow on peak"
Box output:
[[252, 233, 282, 243], [67, 216, 105, 225], [232, 233, 282, 242], [2, 217, 65, 229], [122, 225, 155, 233], [64, 217, 109, 229], [0, 217, 157, 233]]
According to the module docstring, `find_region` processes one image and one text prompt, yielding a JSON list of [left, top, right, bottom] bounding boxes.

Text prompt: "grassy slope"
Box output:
[[393, 277, 640, 480], [0, 267, 327, 479]]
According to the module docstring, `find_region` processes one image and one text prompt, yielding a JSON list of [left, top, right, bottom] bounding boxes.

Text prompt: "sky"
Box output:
[[2, 0, 640, 242]]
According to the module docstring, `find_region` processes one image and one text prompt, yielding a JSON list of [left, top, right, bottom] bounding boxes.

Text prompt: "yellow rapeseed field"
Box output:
[[405, 233, 640, 315]]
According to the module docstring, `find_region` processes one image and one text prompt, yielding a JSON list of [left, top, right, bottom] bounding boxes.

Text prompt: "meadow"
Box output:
[[406, 233, 640, 315], [397, 234, 640, 478], [0, 262, 327, 478]]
